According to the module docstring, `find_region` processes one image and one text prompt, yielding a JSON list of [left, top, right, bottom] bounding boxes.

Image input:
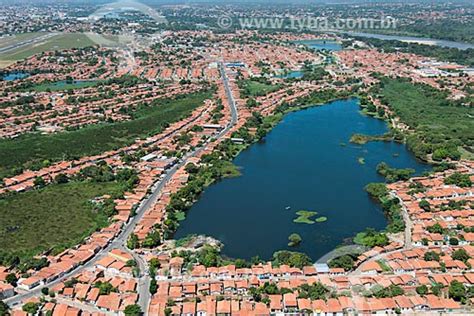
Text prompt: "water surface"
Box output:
[[176, 99, 429, 260], [347, 32, 474, 50], [1, 72, 29, 81], [296, 40, 342, 51], [274, 71, 304, 79]]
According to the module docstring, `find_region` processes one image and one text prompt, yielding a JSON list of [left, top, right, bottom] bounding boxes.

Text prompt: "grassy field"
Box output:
[[31, 80, 100, 92], [0, 91, 211, 179], [239, 79, 280, 97], [0, 33, 96, 67], [378, 78, 474, 159], [0, 181, 123, 257]]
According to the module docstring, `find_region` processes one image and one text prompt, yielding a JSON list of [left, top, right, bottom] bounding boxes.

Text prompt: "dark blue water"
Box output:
[[175, 99, 429, 260], [2, 72, 29, 81], [296, 40, 342, 51]]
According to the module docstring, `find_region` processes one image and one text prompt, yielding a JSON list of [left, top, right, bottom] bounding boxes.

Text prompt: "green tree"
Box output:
[[33, 176, 46, 187], [449, 237, 459, 246], [22, 302, 39, 315], [198, 246, 222, 267], [5, 273, 17, 286], [431, 283, 444, 296], [416, 285, 428, 296], [124, 304, 142, 316], [41, 287, 49, 296], [427, 223, 444, 234], [328, 255, 355, 271], [149, 279, 158, 295], [94, 281, 115, 295], [448, 280, 466, 303], [0, 301, 9, 316], [272, 251, 312, 269], [423, 251, 440, 262], [297, 283, 329, 300], [148, 258, 161, 270], [444, 173, 472, 188], [365, 183, 388, 199], [184, 163, 199, 174], [54, 173, 69, 184], [452, 248, 470, 263], [418, 199, 431, 212], [127, 233, 139, 250], [142, 230, 161, 248], [372, 284, 404, 298]]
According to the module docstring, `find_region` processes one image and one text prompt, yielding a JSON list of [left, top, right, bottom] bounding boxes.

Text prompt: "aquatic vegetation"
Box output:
[[293, 210, 318, 224], [288, 233, 302, 247]]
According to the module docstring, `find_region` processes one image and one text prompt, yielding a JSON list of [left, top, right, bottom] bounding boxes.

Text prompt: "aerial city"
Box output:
[[0, 0, 473, 315]]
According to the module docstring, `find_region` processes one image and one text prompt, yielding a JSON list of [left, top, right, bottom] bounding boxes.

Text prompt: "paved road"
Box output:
[[316, 245, 367, 264], [6, 62, 238, 312], [388, 191, 413, 250]]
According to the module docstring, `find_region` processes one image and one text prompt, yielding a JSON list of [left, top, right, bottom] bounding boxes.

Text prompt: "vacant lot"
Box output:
[[0, 91, 211, 178], [31, 80, 100, 92], [0, 181, 123, 257], [239, 79, 280, 97]]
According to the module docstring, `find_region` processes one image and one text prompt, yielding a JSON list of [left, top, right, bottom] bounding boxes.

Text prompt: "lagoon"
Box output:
[[296, 40, 342, 51], [347, 32, 474, 50], [1, 72, 29, 81], [274, 71, 304, 79], [175, 99, 429, 260]]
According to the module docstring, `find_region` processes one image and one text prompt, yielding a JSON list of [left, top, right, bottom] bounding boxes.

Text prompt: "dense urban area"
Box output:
[[0, 0, 473, 315]]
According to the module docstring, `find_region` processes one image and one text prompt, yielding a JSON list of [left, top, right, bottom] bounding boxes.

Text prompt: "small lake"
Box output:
[[274, 71, 304, 79], [175, 98, 429, 261], [1, 72, 30, 81], [347, 32, 474, 50], [296, 40, 342, 51]]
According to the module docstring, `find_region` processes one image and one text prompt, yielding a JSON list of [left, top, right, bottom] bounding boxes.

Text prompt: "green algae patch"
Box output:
[[316, 216, 328, 223], [293, 210, 318, 224]]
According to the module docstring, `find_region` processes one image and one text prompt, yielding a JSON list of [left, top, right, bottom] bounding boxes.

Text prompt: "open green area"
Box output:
[[0, 91, 211, 179], [374, 78, 474, 161], [0, 181, 122, 259], [30, 80, 100, 92], [238, 79, 280, 97], [0, 33, 96, 63], [293, 210, 318, 224]]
